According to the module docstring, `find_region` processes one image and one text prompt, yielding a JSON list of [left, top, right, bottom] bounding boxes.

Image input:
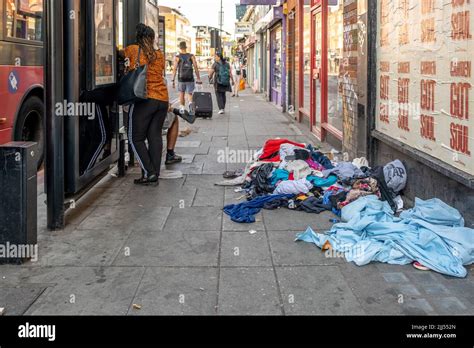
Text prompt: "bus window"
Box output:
[[145, 0, 159, 37], [5, 0, 43, 42], [94, 0, 115, 86]]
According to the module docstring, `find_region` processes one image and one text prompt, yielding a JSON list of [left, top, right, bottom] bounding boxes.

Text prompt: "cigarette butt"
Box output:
[[0, 308, 5, 315], [132, 304, 142, 310]]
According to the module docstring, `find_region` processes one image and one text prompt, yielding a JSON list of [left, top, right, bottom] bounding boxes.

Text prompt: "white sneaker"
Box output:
[[218, 109, 225, 114]]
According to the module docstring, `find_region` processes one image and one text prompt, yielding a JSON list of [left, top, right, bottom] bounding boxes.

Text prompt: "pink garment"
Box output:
[[306, 159, 325, 172]]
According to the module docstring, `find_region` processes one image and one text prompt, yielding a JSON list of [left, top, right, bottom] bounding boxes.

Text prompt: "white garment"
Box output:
[[352, 157, 369, 169], [284, 160, 312, 181], [278, 144, 298, 169], [274, 179, 313, 195]]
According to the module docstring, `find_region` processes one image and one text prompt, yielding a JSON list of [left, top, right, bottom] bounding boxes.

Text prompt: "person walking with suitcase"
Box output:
[[209, 53, 234, 114], [124, 24, 169, 186], [172, 41, 202, 112]]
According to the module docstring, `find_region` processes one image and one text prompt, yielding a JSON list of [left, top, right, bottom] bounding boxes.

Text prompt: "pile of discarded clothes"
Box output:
[[222, 138, 406, 224], [220, 138, 474, 277]]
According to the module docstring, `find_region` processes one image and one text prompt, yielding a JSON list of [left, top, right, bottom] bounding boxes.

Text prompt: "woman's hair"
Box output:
[[216, 53, 226, 64], [136, 23, 157, 63]]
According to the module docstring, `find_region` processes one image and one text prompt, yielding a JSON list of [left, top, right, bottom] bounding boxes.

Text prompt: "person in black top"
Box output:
[[209, 53, 234, 114]]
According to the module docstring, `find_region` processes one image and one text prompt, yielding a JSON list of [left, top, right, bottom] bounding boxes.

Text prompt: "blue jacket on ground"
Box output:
[[224, 194, 294, 223], [296, 195, 474, 278]]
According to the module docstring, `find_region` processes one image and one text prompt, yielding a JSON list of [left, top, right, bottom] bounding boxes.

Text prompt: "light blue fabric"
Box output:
[[306, 175, 338, 188], [296, 195, 474, 278], [270, 169, 290, 185]]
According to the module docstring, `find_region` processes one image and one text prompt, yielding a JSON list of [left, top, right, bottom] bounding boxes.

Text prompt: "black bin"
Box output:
[[0, 142, 38, 264]]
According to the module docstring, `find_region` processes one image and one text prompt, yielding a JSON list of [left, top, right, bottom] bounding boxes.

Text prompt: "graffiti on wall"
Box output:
[[376, 0, 473, 175]]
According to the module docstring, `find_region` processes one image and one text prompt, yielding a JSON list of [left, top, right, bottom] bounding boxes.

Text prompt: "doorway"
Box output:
[[310, 0, 344, 142], [270, 24, 283, 107], [310, 5, 323, 138]]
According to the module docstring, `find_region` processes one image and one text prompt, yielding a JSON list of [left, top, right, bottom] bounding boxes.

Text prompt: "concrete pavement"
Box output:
[[1, 87, 473, 316]]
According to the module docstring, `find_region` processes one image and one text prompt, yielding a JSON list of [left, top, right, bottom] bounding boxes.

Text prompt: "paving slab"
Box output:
[[129, 267, 218, 315], [184, 174, 224, 189], [269, 230, 343, 266], [36, 228, 128, 267], [193, 187, 225, 207], [113, 230, 220, 267], [78, 205, 172, 233], [218, 268, 282, 315], [118, 185, 197, 208], [0, 285, 47, 315], [1, 267, 144, 315], [164, 207, 223, 232], [220, 232, 272, 267], [276, 266, 365, 315]]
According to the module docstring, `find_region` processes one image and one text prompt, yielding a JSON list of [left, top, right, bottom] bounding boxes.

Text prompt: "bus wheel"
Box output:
[[15, 96, 44, 170]]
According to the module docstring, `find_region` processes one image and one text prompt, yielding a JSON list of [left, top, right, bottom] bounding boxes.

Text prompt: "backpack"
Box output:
[[178, 54, 194, 82], [217, 62, 231, 86]]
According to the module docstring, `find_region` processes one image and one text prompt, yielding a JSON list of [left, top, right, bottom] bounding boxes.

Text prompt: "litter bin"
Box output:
[[0, 142, 38, 264]]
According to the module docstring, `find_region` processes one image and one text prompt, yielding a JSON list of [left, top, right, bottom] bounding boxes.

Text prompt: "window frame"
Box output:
[[2, 0, 44, 45]]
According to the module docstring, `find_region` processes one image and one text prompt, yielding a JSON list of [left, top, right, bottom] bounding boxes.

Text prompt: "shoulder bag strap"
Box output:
[[135, 46, 142, 68]]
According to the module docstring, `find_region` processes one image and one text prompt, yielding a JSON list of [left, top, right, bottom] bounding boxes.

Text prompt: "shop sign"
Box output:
[[376, 0, 473, 175], [235, 22, 254, 35]]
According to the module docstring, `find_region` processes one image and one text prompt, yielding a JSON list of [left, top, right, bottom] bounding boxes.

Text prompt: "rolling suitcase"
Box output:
[[193, 85, 213, 119]]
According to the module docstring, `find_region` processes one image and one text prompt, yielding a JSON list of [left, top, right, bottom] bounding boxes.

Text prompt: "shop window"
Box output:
[[302, 2, 311, 113], [5, 0, 43, 42], [272, 27, 282, 91], [94, 0, 115, 86], [327, 2, 344, 132], [375, 0, 474, 176]]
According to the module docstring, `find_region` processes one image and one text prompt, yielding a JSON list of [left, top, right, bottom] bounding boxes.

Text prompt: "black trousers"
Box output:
[[128, 99, 168, 177], [215, 90, 227, 110]]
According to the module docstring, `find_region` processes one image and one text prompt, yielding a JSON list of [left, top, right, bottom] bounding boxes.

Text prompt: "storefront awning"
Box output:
[[244, 35, 256, 48], [254, 6, 283, 33]]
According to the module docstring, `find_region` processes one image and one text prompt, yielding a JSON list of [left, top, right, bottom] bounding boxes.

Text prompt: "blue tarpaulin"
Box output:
[[296, 195, 474, 278]]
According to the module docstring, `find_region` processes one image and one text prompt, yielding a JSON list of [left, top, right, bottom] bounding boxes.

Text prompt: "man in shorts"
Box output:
[[172, 41, 202, 110]]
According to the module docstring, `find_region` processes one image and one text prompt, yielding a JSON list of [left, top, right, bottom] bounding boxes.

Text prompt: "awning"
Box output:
[[244, 35, 256, 48], [254, 6, 283, 33]]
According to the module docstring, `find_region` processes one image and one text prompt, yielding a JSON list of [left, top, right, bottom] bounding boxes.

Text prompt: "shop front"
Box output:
[[255, 6, 284, 102], [270, 23, 283, 107], [293, 0, 344, 144], [286, 1, 297, 115], [310, 0, 343, 141], [244, 36, 256, 91], [370, 0, 474, 220]]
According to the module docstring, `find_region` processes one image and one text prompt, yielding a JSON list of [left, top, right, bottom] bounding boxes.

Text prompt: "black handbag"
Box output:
[[117, 47, 148, 105]]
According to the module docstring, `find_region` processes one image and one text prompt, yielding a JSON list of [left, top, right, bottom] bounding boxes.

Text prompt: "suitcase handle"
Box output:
[[195, 83, 204, 93]]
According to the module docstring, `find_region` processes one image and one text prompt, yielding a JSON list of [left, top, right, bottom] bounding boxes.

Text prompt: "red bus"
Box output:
[[0, 0, 44, 167]]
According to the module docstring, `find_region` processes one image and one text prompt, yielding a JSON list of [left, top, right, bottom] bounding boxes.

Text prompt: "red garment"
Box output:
[[288, 173, 295, 181], [259, 139, 306, 162]]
